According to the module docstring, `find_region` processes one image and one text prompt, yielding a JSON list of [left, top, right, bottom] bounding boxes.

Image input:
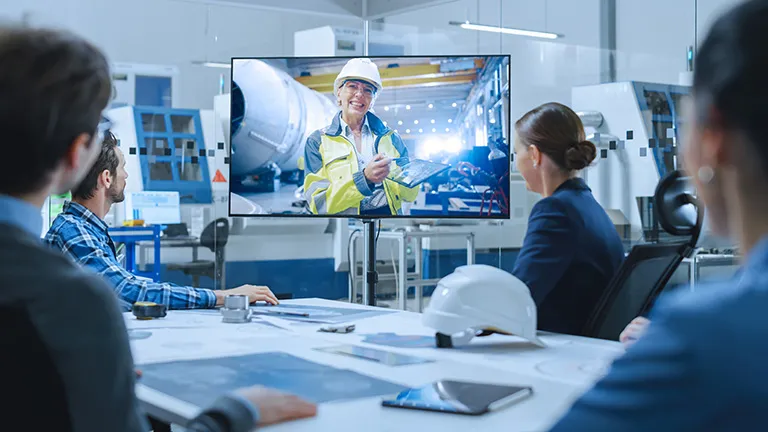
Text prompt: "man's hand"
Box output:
[[215, 285, 279, 306], [619, 316, 650, 347], [235, 386, 317, 427], [363, 154, 391, 184]]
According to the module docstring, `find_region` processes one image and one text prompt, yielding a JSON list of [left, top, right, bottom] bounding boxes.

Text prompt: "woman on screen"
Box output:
[[512, 102, 624, 335], [302, 58, 418, 216]]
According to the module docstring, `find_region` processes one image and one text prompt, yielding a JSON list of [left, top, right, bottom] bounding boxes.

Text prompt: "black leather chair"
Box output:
[[167, 218, 229, 290], [581, 170, 704, 341]]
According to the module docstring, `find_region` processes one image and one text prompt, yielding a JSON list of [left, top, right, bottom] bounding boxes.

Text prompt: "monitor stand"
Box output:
[[361, 219, 378, 307]]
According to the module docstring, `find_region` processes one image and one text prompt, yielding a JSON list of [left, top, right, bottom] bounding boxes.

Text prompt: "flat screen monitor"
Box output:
[[228, 55, 511, 219], [124, 191, 181, 225]]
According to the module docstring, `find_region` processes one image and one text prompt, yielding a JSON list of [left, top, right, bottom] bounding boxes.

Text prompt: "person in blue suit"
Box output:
[[512, 102, 625, 335], [550, 1, 768, 429]]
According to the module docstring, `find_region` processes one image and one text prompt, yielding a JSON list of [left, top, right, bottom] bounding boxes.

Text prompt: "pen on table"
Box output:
[[259, 310, 310, 317]]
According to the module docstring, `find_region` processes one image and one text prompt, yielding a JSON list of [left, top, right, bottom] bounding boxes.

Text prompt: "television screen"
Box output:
[[228, 55, 511, 219]]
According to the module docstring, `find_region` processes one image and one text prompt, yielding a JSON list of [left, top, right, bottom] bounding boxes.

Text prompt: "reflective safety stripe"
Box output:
[[306, 179, 330, 198], [313, 192, 328, 213]]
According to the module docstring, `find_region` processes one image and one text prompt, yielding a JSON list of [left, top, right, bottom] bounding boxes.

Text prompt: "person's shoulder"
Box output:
[[652, 272, 768, 345], [306, 129, 324, 147], [530, 195, 572, 218], [49, 211, 86, 233], [47, 212, 91, 241], [0, 228, 111, 301]]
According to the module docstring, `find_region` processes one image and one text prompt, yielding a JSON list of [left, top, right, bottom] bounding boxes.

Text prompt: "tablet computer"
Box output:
[[381, 380, 532, 416], [386, 158, 451, 189]]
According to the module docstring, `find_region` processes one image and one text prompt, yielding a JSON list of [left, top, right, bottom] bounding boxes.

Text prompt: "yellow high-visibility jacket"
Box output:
[[303, 112, 418, 215]]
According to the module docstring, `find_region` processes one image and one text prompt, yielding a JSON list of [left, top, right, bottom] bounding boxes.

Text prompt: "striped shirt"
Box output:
[[43, 201, 216, 311]]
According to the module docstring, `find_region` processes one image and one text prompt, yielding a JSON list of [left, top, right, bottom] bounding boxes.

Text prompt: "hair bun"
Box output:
[[564, 140, 597, 170]]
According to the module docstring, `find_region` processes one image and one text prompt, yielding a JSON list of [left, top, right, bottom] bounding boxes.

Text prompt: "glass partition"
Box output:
[[25, 0, 739, 314]]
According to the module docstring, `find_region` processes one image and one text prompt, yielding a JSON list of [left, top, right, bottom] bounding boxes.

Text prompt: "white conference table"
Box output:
[[126, 299, 624, 431]]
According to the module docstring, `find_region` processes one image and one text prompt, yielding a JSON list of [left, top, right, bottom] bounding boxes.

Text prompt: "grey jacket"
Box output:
[[0, 223, 257, 432]]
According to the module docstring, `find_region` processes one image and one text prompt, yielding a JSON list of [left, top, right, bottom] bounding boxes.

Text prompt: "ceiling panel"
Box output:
[[178, 0, 461, 19], [177, 0, 362, 18]]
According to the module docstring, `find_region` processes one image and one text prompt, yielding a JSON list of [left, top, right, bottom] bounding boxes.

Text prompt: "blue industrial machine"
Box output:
[[107, 105, 230, 228], [632, 82, 690, 179], [131, 107, 213, 204]]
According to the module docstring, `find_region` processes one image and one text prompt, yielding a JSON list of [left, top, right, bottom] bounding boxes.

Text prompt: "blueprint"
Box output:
[[138, 352, 406, 408]]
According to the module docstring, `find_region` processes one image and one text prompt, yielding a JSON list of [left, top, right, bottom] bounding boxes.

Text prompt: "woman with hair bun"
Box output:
[[512, 102, 624, 335]]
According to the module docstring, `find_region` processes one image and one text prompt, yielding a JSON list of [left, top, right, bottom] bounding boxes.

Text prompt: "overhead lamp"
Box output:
[[428, 103, 434, 109], [452, 102, 458, 108], [414, 120, 419, 125], [193, 61, 232, 69], [419, 128, 423, 133], [449, 20, 560, 40], [406, 129, 411, 134], [384, 106, 390, 111], [448, 119, 453, 124], [398, 120, 403, 126], [406, 105, 411, 110]]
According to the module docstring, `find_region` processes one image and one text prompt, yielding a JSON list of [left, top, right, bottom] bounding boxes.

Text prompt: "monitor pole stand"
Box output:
[[361, 219, 377, 307]]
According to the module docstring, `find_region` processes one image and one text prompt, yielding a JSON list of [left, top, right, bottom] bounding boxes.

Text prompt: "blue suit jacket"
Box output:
[[512, 178, 625, 335], [550, 238, 768, 431]]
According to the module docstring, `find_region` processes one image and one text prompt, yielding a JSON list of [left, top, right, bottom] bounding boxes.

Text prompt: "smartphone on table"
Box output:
[[381, 380, 532, 416]]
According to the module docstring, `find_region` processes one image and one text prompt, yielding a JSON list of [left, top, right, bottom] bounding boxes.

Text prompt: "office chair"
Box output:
[[581, 170, 704, 341], [166, 218, 229, 290]]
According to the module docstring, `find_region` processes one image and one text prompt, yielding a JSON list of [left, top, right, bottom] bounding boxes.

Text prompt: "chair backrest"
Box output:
[[580, 241, 691, 340], [200, 218, 230, 252], [581, 169, 703, 341]]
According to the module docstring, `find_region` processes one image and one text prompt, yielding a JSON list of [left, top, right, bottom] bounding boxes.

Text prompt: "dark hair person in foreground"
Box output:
[[0, 25, 314, 431], [550, 1, 768, 429]]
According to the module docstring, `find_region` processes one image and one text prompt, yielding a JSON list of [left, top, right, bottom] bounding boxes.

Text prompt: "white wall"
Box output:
[[1, 0, 361, 109], [615, 0, 743, 84]]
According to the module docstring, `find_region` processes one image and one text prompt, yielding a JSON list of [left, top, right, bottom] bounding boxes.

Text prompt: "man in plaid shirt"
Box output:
[[44, 131, 278, 311]]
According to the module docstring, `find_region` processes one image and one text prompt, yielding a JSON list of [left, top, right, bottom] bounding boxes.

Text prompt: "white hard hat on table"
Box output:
[[334, 58, 383, 93], [422, 264, 545, 348]]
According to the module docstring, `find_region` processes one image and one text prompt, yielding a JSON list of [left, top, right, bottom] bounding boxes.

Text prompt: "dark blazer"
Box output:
[[512, 178, 625, 335], [0, 223, 146, 431], [0, 223, 257, 432]]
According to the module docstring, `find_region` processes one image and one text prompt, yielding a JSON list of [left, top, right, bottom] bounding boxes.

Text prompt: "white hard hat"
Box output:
[[422, 265, 545, 348], [334, 58, 383, 93]]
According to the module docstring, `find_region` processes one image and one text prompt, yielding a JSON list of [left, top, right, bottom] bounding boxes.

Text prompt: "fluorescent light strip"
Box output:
[[192, 61, 232, 69], [449, 21, 560, 40]]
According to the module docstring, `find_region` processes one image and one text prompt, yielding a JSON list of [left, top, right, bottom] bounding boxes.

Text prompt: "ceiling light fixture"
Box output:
[[193, 61, 232, 69], [449, 20, 560, 40]]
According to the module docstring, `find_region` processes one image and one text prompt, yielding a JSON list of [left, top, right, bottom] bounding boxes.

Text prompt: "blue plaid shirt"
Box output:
[[44, 201, 216, 311]]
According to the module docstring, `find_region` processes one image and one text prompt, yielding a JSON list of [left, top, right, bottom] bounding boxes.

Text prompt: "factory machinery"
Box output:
[[572, 81, 690, 242], [228, 59, 338, 197]]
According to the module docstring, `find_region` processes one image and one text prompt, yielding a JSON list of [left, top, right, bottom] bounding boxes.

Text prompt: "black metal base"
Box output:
[[363, 219, 378, 306], [435, 332, 453, 348]]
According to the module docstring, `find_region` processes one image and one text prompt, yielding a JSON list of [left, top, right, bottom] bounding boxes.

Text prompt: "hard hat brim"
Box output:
[[335, 76, 382, 93]]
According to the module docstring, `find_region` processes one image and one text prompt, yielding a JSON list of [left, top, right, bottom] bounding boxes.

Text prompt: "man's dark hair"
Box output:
[[71, 131, 119, 200], [694, 0, 768, 166], [0, 25, 111, 196]]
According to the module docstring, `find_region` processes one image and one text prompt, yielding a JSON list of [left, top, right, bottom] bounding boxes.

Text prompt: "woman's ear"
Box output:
[[529, 145, 542, 168]]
